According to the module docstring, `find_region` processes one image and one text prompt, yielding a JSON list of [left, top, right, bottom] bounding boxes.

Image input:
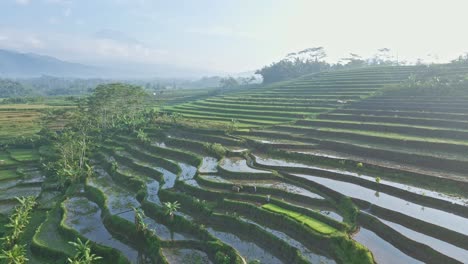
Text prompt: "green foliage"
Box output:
[[261, 204, 338, 234], [0, 244, 28, 264], [214, 251, 231, 264], [225, 119, 238, 134], [375, 177, 381, 184], [256, 47, 330, 83], [1, 197, 37, 249], [67, 238, 102, 264], [0, 79, 30, 98], [393, 67, 468, 96], [87, 83, 148, 131], [203, 143, 227, 158], [356, 162, 363, 168], [136, 129, 150, 143], [163, 201, 181, 220], [133, 207, 152, 236]]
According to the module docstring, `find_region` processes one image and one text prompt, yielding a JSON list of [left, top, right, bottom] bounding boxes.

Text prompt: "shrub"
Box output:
[[214, 251, 231, 264], [204, 143, 227, 158]]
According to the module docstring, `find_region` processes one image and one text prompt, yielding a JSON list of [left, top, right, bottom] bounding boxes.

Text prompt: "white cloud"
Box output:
[[47, 17, 59, 24], [187, 26, 253, 38], [63, 7, 71, 17], [0, 28, 168, 65], [44, 0, 72, 4], [15, 0, 30, 5], [74, 19, 84, 25]]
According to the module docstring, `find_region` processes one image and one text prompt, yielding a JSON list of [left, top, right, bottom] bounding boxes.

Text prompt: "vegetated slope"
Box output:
[[49, 125, 467, 264], [166, 66, 419, 127], [4, 65, 468, 264], [0, 99, 75, 144], [261, 65, 468, 182]]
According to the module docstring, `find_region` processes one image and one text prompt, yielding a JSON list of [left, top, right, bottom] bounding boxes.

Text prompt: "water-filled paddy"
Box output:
[[199, 157, 218, 173], [63, 197, 142, 263], [206, 227, 283, 264], [220, 157, 269, 173], [353, 227, 423, 264], [254, 154, 468, 205], [294, 174, 468, 236], [162, 248, 212, 264]]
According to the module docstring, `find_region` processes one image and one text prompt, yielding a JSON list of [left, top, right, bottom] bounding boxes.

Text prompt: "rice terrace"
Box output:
[[1, 1, 468, 264]]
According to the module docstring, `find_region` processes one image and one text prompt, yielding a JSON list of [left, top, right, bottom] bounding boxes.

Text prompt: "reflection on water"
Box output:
[[64, 197, 143, 263], [294, 174, 468, 236], [353, 227, 423, 264], [220, 157, 269, 173]]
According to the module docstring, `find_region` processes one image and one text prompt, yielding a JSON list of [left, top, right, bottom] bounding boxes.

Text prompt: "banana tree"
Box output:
[[163, 201, 180, 221]]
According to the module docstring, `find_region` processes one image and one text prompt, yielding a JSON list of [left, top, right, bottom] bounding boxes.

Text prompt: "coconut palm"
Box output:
[[163, 201, 180, 221]]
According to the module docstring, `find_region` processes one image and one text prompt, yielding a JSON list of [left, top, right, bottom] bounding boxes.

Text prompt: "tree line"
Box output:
[[255, 47, 468, 84]]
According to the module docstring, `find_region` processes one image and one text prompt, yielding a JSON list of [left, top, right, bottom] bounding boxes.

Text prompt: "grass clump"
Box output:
[[262, 203, 338, 234]]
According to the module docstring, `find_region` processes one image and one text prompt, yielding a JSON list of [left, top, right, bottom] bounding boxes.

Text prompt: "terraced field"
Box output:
[[166, 66, 419, 127], [2, 65, 468, 263], [0, 102, 74, 143]]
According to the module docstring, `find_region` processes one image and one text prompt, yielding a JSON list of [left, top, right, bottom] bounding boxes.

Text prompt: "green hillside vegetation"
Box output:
[[1, 63, 468, 264]]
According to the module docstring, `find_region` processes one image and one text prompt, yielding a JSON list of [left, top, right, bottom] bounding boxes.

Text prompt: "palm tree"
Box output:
[[163, 201, 180, 221]]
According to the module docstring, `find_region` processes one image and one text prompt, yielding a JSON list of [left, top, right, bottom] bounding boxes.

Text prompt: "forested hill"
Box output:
[[0, 49, 98, 77]]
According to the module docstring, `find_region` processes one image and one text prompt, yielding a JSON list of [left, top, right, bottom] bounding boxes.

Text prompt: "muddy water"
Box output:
[[0, 200, 17, 214], [206, 227, 282, 264], [319, 211, 343, 222], [89, 167, 140, 222], [162, 248, 212, 264], [199, 157, 218, 173], [203, 175, 324, 200], [143, 217, 196, 241], [254, 154, 468, 205], [64, 197, 142, 263], [294, 174, 468, 236], [220, 157, 269, 173], [145, 180, 161, 205], [0, 185, 41, 200], [239, 217, 336, 264], [0, 179, 21, 190], [353, 227, 423, 264], [178, 162, 197, 181]]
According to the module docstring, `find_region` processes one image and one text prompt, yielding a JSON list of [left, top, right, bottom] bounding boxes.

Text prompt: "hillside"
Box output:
[[1, 66, 467, 264], [0, 49, 99, 77]]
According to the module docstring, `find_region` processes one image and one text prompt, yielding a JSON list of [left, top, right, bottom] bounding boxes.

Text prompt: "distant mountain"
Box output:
[[0, 49, 101, 78], [0, 49, 218, 78]]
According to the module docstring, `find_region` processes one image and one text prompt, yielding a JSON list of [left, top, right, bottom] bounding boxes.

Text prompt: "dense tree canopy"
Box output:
[[0, 79, 30, 98], [87, 83, 148, 130], [255, 47, 404, 84]]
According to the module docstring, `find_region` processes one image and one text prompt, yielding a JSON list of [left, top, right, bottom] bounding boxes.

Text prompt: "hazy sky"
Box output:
[[1, 0, 468, 74]]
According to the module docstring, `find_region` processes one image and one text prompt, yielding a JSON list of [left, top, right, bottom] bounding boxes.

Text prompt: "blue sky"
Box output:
[[1, 0, 468, 74]]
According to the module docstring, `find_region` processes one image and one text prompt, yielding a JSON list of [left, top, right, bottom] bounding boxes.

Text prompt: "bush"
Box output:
[[214, 251, 231, 264], [204, 143, 227, 158]]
